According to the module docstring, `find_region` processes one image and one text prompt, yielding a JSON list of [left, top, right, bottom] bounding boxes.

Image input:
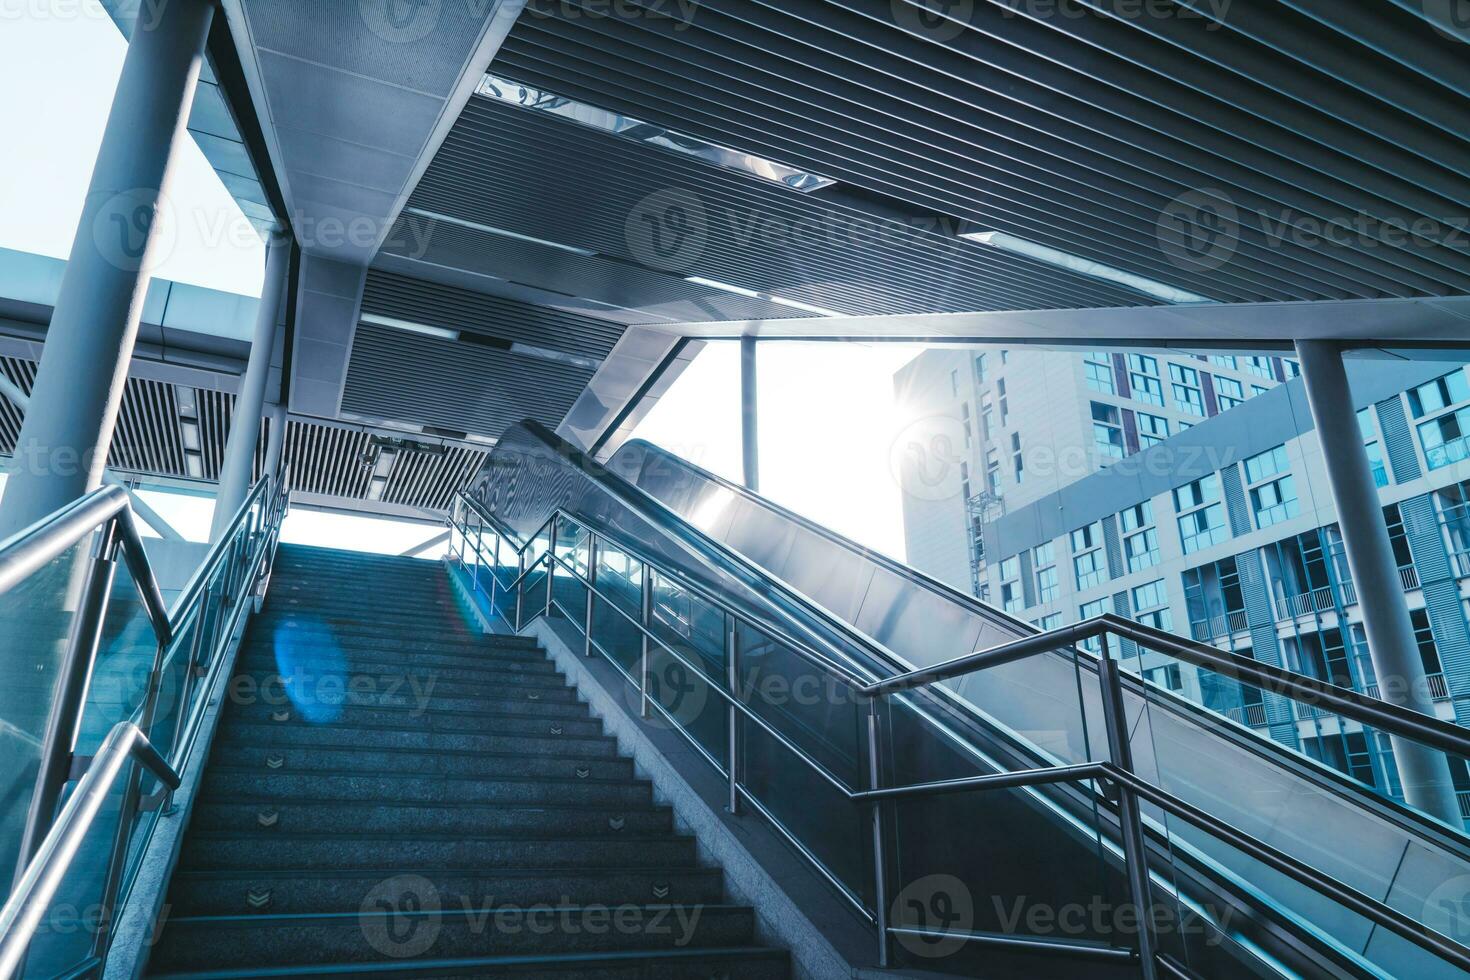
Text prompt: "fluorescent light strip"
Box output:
[[685, 276, 845, 317], [478, 74, 836, 193], [768, 295, 846, 317], [961, 230, 1216, 305], [509, 343, 602, 372], [361, 313, 460, 341], [404, 208, 597, 257]]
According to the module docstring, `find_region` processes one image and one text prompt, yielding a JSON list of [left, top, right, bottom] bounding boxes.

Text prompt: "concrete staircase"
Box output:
[[147, 544, 789, 979]]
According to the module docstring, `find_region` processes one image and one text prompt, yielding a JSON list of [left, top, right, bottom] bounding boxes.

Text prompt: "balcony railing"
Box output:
[[1190, 609, 1249, 641], [1276, 586, 1339, 621], [1225, 702, 1269, 728], [1454, 551, 1470, 579], [1400, 565, 1422, 591]]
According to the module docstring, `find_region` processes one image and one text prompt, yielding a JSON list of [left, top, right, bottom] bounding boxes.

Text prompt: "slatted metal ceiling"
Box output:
[[0, 355, 481, 514], [344, 322, 593, 439], [469, 0, 1470, 306], [412, 97, 1142, 314], [362, 269, 627, 358], [375, 212, 815, 324]]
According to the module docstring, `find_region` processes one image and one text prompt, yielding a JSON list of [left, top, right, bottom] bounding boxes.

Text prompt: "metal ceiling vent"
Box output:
[[362, 435, 446, 503], [475, 73, 837, 193]]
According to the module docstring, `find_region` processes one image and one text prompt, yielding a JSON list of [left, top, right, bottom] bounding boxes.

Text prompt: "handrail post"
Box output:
[[585, 533, 598, 657], [1097, 636, 1158, 980], [544, 521, 557, 620], [726, 615, 740, 815], [486, 529, 499, 620], [639, 562, 651, 716], [867, 696, 891, 968], [12, 519, 120, 888], [514, 548, 526, 633], [471, 514, 482, 594]]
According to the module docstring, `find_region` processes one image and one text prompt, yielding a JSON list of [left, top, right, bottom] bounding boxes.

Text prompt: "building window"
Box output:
[[1071, 522, 1108, 590], [1174, 474, 1228, 554], [1120, 501, 1159, 572], [1084, 352, 1115, 394], [1216, 376, 1244, 411], [980, 392, 995, 440], [975, 352, 987, 383], [1209, 355, 1238, 370], [1132, 579, 1172, 632], [1246, 356, 1274, 379], [1127, 354, 1165, 408], [1034, 542, 1058, 604], [1358, 409, 1389, 487], [1079, 598, 1110, 654], [1092, 402, 1125, 460], [1251, 384, 1271, 398], [999, 555, 1023, 614], [985, 449, 1002, 497], [1418, 407, 1470, 470], [1137, 411, 1169, 448], [950, 369, 960, 397], [1145, 663, 1183, 691], [1036, 613, 1064, 631], [1408, 368, 1470, 419], [997, 378, 1009, 424], [1438, 481, 1470, 574], [1282, 359, 1301, 378], [1011, 432, 1024, 483], [1169, 363, 1205, 416], [1244, 446, 1299, 528], [1409, 609, 1444, 676]]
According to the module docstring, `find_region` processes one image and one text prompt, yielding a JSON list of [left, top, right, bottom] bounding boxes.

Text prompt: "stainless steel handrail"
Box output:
[[450, 483, 1470, 976], [0, 723, 179, 979], [0, 472, 289, 977]]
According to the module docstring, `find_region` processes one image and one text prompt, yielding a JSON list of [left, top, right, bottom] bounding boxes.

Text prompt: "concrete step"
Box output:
[[149, 904, 757, 973], [179, 833, 699, 873], [198, 769, 654, 808], [167, 866, 725, 916], [149, 945, 789, 979], [237, 648, 559, 678], [227, 668, 576, 705], [216, 744, 630, 781], [242, 634, 549, 665], [213, 722, 620, 760], [227, 701, 600, 735], [189, 800, 672, 838]]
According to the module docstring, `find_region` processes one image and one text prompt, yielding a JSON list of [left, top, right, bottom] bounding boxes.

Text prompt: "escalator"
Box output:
[[469, 420, 1470, 979]]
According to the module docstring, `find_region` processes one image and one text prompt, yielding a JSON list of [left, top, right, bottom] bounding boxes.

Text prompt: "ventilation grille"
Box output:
[[0, 353, 479, 514]]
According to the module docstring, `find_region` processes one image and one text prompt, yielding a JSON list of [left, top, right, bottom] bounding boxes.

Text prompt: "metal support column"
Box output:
[[211, 239, 289, 542], [639, 564, 651, 717], [740, 335, 760, 493], [1097, 643, 1158, 980], [263, 403, 288, 485], [0, 0, 215, 538], [1295, 341, 1462, 825]]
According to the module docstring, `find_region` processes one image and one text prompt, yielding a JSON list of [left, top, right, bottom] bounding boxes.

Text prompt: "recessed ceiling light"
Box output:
[[685, 275, 763, 299], [361, 313, 460, 341], [405, 208, 597, 257], [509, 343, 602, 372], [478, 74, 837, 193], [961, 230, 1216, 305], [767, 295, 845, 317]]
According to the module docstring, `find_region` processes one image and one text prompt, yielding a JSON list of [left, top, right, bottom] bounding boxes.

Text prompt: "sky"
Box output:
[[0, 2, 928, 563], [632, 342, 928, 560], [0, 0, 265, 296]]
